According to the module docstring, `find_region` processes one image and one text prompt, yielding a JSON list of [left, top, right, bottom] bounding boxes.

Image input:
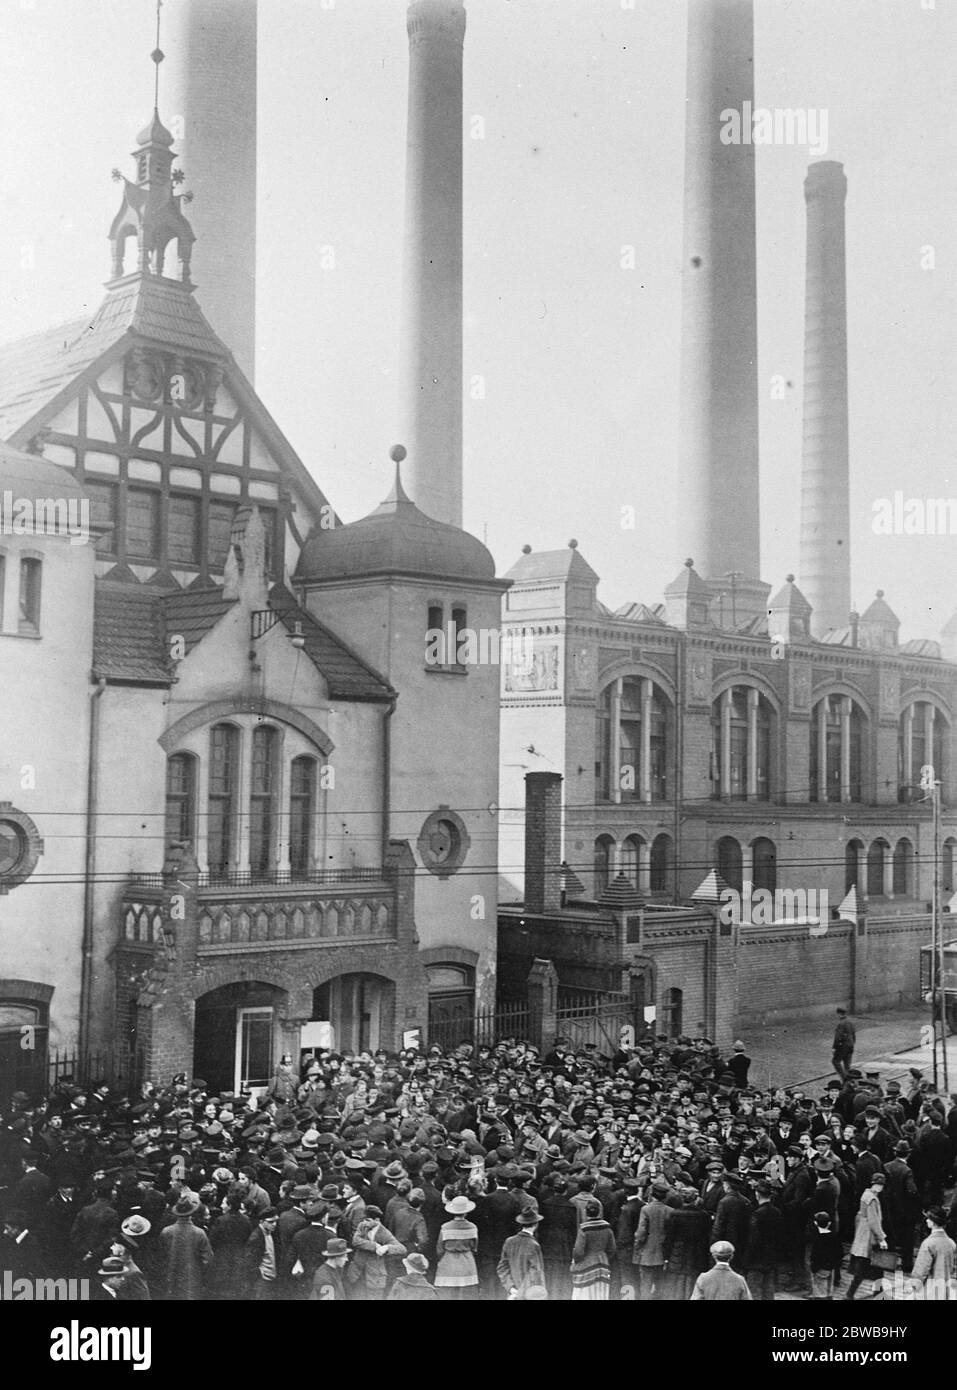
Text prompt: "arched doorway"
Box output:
[[426, 963, 476, 1050], [313, 974, 395, 1055], [193, 980, 287, 1095]]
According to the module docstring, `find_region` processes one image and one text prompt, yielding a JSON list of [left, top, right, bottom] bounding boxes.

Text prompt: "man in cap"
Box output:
[[632, 1178, 674, 1300], [690, 1241, 752, 1300]]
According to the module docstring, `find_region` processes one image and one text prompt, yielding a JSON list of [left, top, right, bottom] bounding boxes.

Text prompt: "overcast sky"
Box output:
[[1, 0, 955, 639]]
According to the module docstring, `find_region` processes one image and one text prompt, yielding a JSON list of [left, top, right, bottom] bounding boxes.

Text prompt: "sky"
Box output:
[[1, 0, 955, 639]]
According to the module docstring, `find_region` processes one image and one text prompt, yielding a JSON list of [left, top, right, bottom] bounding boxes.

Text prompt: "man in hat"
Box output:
[[389, 1251, 440, 1300], [497, 1209, 546, 1300], [831, 1008, 856, 1081], [157, 1192, 213, 1300], [632, 1178, 674, 1300], [310, 1237, 351, 1301], [741, 1179, 784, 1301], [712, 1175, 753, 1271]]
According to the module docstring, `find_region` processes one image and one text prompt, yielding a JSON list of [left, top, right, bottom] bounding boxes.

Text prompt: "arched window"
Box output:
[[845, 839, 864, 894], [650, 834, 672, 893], [943, 838, 956, 896], [711, 686, 772, 802], [661, 987, 683, 1038], [250, 726, 280, 876], [717, 836, 743, 894], [597, 677, 670, 803], [594, 836, 615, 894], [207, 723, 239, 878], [752, 837, 777, 894], [867, 839, 889, 898], [809, 695, 864, 803], [620, 835, 642, 888], [165, 752, 197, 848], [898, 701, 947, 803], [289, 756, 317, 879], [892, 839, 913, 897]]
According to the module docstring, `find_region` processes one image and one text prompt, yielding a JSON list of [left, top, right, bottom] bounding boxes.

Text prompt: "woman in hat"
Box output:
[[570, 1197, 616, 1300], [434, 1195, 480, 1300]]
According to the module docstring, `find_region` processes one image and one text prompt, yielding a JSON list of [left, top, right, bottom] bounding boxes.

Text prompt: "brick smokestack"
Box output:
[[162, 0, 257, 382], [398, 0, 465, 528], [524, 772, 562, 916], [678, 0, 760, 588], [800, 160, 850, 638]]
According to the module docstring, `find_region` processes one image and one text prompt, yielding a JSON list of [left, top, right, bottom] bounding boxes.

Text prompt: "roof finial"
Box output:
[[151, 0, 165, 111]]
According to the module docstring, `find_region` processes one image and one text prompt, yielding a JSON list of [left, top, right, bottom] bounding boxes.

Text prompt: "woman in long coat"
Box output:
[[434, 1196, 480, 1300], [570, 1198, 616, 1301], [845, 1173, 888, 1300], [350, 1206, 406, 1300]]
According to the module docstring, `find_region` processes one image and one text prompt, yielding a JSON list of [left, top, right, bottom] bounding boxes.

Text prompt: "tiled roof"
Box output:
[[163, 587, 237, 657], [0, 439, 89, 497], [504, 545, 599, 584], [269, 583, 394, 702], [93, 584, 171, 683], [0, 317, 100, 441], [92, 578, 394, 701], [86, 274, 226, 359]]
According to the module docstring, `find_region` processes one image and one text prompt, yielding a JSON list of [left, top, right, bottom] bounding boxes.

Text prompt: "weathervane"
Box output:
[[151, 0, 165, 109]]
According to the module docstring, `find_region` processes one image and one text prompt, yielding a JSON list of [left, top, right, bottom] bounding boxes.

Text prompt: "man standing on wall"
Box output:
[[831, 1008, 856, 1081]]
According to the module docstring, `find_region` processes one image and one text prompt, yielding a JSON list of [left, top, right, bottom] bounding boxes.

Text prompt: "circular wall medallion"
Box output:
[[0, 806, 43, 894], [417, 807, 470, 878]]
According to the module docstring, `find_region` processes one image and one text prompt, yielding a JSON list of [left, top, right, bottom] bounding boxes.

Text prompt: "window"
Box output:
[[597, 677, 671, 802], [620, 835, 641, 887], [168, 494, 201, 565], [594, 836, 615, 894], [845, 840, 864, 894], [711, 686, 772, 801], [289, 756, 316, 878], [810, 696, 863, 803], [752, 837, 777, 894], [717, 837, 743, 894], [260, 507, 279, 577], [208, 501, 237, 570], [892, 839, 913, 897], [85, 482, 117, 554], [18, 558, 42, 632], [661, 987, 683, 1038], [650, 834, 671, 893], [867, 839, 889, 898], [165, 753, 196, 848], [126, 488, 160, 559], [208, 724, 239, 877], [943, 840, 956, 895], [249, 726, 280, 876], [451, 606, 467, 666], [898, 701, 946, 803]]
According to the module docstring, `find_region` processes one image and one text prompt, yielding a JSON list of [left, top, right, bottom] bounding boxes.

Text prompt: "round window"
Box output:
[[417, 808, 470, 878], [0, 821, 27, 876]]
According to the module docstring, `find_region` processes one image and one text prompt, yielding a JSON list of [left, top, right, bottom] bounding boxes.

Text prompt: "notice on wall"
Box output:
[[301, 1021, 334, 1049], [403, 1028, 422, 1050], [643, 1005, 657, 1024]]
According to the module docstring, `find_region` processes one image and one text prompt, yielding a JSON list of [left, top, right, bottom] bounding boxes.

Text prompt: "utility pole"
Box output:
[[922, 763, 949, 1094]]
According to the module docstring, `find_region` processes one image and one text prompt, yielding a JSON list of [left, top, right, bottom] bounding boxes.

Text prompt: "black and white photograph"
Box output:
[[0, 0, 955, 1358]]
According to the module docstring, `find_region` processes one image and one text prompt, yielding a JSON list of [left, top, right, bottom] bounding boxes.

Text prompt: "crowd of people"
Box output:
[[2, 1031, 956, 1301]]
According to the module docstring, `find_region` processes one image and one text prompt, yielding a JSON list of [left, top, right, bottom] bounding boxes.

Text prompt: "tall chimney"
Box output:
[[678, 0, 761, 597], [398, 0, 466, 528], [800, 160, 850, 638], [162, 0, 257, 381], [524, 772, 562, 916]]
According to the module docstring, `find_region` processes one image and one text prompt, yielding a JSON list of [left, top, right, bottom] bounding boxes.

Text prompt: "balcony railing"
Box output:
[[126, 865, 394, 892]]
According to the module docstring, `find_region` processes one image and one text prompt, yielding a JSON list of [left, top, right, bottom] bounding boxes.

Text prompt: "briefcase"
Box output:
[[871, 1247, 898, 1272]]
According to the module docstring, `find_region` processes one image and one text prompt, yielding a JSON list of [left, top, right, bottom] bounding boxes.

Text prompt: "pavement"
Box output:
[[738, 1006, 957, 1093]]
